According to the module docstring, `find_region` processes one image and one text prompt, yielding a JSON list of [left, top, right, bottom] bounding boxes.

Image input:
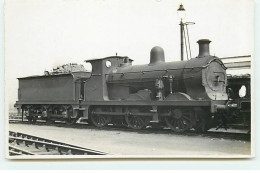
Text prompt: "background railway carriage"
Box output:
[[226, 74, 251, 128], [15, 71, 90, 124]]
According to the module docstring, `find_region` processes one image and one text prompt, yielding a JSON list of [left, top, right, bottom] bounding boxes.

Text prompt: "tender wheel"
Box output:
[[27, 109, 37, 124], [46, 118, 54, 125], [43, 109, 54, 125], [165, 108, 192, 132], [66, 118, 77, 126], [65, 107, 77, 126], [90, 107, 111, 128], [125, 107, 151, 130], [27, 116, 33, 123], [27, 116, 37, 124]]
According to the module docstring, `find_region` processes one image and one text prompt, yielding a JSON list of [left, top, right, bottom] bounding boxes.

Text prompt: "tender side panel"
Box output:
[[18, 75, 74, 101]]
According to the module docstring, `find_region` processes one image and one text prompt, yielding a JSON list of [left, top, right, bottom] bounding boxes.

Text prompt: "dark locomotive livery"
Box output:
[[15, 39, 238, 132]]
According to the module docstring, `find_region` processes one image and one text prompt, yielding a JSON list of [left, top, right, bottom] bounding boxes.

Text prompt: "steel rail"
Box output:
[[9, 131, 107, 156], [9, 145, 35, 155], [9, 131, 105, 154]]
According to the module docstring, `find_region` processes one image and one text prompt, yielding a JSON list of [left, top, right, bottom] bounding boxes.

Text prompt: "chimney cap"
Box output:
[[197, 39, 211, 58], [197, 39, 211, 44]]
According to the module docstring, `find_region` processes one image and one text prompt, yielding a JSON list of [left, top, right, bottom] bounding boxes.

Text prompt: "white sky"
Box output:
[[5, 0, 254, 106]]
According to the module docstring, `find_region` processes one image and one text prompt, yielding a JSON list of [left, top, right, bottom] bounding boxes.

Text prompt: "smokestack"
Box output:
[[197, 39, 211, 58]]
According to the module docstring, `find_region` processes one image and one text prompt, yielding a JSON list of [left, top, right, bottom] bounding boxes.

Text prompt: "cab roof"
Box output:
[[84, 56, 133, 62]]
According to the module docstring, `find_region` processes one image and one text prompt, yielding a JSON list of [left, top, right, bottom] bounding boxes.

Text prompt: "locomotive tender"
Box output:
[[15, 39, 237, 132]]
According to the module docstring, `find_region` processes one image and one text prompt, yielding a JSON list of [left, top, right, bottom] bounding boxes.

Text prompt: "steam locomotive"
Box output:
[[15, 39, 238, 132]]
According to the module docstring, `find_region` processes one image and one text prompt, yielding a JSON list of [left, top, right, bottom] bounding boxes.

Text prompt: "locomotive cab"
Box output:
[[84, 56, 133, 101]]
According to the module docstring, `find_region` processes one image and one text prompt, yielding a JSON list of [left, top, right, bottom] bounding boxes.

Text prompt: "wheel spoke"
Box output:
[[138, 117, 144, 126], [165, 108, 192, 132], [65, 108, 76, 126], [180, 119, 185, 129], [178, 120, 182, 129], [100, 116, 104, 125], [173, 120, 177, 129], [125, 108, 150, 130], [177, 120, 182, 129], [90, 108, 111, 128], [170, 117, 175, 124], [100, 116, 105, 125], [182, 115, 191, 122]]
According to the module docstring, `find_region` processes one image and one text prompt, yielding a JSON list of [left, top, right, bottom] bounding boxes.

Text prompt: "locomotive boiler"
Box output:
[[15, 39, 236, 132], [106, 39, 228, 101]]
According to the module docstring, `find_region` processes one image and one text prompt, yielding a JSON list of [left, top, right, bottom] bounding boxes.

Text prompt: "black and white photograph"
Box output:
[[4, 0, 253, 158]]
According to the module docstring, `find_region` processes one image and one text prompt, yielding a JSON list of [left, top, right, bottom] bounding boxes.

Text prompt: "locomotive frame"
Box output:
[[15, 39, 237, 132]]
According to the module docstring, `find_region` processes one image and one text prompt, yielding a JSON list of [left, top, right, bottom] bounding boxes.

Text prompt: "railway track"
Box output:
[[9, 131, 107, 156], [9, 118, 251, 142]]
